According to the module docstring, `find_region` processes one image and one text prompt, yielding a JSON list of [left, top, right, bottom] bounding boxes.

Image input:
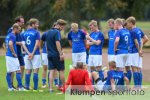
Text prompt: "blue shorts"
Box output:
[[18, 56, 25, 66], [48, 56, 65, 71]]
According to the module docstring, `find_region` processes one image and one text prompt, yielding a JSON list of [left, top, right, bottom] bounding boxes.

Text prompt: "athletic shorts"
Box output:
[[6, 56, 20, 72], [130, 53, 139, 67], [18, 56, 25, 66], [125, 53, 132, 66], [72, 52, 86, 66], [88, 55, 102, 67], [42, 53, 48, 66], [48, 56, 65, 71], [116, 54, 129, 68], [138, 57, 142, 68], [108, 55, 116, 62], [24, 55, 41, 69]]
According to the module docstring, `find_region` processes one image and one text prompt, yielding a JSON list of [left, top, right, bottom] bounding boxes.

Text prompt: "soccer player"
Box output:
[[126, 16, 149, 88], [5, 23, 25, 91], [41, 19, 66, 92], [92, 61, 130, 91], [114, 18, 130, 71], [107, 19, 116, 62], [22, 18, 41, 91], [68, 23, 86, 68], [63, 62, 93, 93], [7, 16, 25, 88], [86, 20, 104, 80]]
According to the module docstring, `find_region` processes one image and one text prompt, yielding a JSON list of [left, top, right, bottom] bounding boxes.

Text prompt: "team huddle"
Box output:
[[4, 16, 149, 93]]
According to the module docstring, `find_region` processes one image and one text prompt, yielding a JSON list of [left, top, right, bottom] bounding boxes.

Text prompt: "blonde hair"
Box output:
[[108, 61, 116, 68], [114, 18, 123, 25], [88, 20, 98, 27], [107, 18, 114, 24], [12, 23, 21, 30], [71, 23, 78, 28], [29, 18, 39, 26], [56, 19, 67, 25], [126, 16, 136, 25]]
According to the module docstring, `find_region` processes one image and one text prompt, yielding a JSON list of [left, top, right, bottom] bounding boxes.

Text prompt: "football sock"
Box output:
[[25, 73, 31, 89], [16, 73, 23, 88], [6, 73, 12, 88], [33, 73, 38, 90]]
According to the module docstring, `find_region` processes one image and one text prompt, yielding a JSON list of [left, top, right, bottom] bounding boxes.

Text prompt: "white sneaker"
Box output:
[[18, 87, 28, 91], [42, 84, 46, 88], [8, 88, 17, 91]]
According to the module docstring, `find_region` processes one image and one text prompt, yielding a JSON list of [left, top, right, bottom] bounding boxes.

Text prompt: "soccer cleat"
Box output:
[[42, 84, 46, 88], [18, 87, 28, 91], [8, 88, 17, 91]]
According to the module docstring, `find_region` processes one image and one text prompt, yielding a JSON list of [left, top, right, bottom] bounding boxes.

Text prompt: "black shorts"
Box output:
[[18, 56, 25, 66], [48, 56, 65, 71]]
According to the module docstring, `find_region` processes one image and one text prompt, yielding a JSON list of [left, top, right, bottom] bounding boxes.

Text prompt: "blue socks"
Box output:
[[33, 73, 38, 90], [42, 78, 46, 85], [98, 70, 104, 80], [127, 70, 132, 82], [16, 73, 23, 88], [6, 73, 12, 88], [54, 78, 58, 86], [133, 72, 139, 87], [138, 71, 142, 87], [25, 74, 31, 89]]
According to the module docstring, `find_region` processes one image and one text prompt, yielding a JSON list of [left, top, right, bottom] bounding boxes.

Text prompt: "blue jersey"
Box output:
[[7, 27, 12, 35], [5, 32, 17, 58], [42, 42, 47, 53], [103, 70, 124, 91], [108, 29, 115, 55], [129, 27, 144, 53], [68, 29, 86, 53], [115, 28, 130, 54], [7, 27, 23, 56], [89, 31, 104, 55], [41, 28, 61, 57], [22, 28, 40, 55]]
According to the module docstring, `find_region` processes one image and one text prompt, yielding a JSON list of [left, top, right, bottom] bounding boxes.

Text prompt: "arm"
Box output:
[[114, 37, 120, 53], [9, 41, 17, 57], [110, 78, 116, 91], [143, 35, 149, 45], [124, 77, 130, 89], [87, 36, 101, 45], [62, 71, 72, 93], [85, 71, 94, 91], [22, 41, 31, 55], [16, 42, 22, 46], [31, 40, 39, 55], [68, 40, 72, 47]]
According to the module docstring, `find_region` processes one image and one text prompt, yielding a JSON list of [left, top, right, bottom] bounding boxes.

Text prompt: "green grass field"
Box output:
[[0, 55, 150, 100], [0, 56, 71, 100]]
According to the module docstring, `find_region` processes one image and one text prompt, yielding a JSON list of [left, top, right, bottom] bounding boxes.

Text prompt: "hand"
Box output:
[[60, 54, 64, 61], [139, 50, 143, 57], [28, 53, 34, 60], [86, 35, 90, 40], [13, 53, 17, 58]]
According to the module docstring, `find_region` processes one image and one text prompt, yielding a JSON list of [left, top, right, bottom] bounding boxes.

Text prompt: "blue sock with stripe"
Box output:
[[16, 73, 23, 88], [33, 73, 38, 90], [6, 73, 12, 88], [25, 73, 31, 90]]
